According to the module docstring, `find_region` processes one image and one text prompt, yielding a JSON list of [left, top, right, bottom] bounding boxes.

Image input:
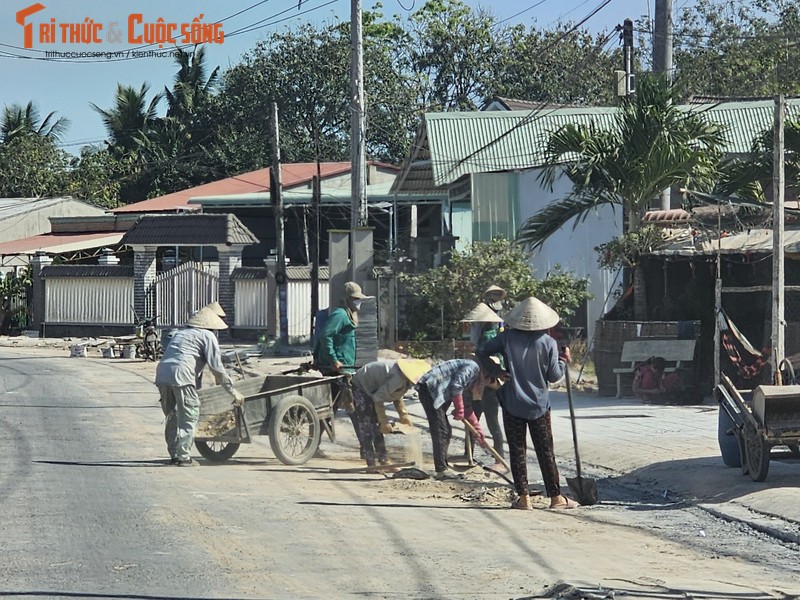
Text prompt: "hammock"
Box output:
[[718, 310, 771, 383]]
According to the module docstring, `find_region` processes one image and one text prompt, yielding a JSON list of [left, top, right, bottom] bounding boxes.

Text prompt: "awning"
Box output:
[[651, 229, 800, 256], [0, 232, 125, 256]]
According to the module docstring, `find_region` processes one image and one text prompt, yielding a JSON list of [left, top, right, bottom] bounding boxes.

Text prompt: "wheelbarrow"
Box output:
[[193, 373, 342, 465], [717, 373, 800, 481]]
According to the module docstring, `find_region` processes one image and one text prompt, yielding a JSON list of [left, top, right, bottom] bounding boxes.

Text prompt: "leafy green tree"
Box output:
[[492, 24, 620, 106], [400, 237, 591, 340], [516, 74, 727, 319], [673, 0, 800, 97], [66, 147, 122, 208], [405, 0, 498, 111], [0, 135, 69, 197], [1, 101, 69, 143]]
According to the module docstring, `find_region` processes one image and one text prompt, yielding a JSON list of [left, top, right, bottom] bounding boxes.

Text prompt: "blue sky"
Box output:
[[1, 0, 651, 153]]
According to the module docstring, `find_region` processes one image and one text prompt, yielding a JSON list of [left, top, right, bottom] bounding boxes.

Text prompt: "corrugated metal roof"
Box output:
[[0, 232, 124, 255], [231, 267, 268, 280], [0, 197, 73, 219], [286, 265, 330, 280], [651, 228, 800, 256], [192, 181, 446, 207], [414, 99, 800, 187], [41, 265, 134, 278], [426, 107, 618, 186], [120, 214, 259, 246], [113, 162, 397, 214]]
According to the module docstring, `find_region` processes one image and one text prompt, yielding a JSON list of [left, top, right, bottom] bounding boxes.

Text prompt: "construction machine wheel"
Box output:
[[268, 395, 321, 465], [194, 440, 240, 462], [744, 424, 770, 482]]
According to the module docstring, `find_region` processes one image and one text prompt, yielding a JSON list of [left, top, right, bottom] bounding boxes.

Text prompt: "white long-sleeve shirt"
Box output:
[[155, 327, 233, 392]]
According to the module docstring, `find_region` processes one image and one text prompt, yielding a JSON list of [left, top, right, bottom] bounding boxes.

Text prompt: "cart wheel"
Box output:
[[194, 440, 240, 462], [788, 443, 800, 457], [744, 425, 770, 482], [268, 395, 321, 465]]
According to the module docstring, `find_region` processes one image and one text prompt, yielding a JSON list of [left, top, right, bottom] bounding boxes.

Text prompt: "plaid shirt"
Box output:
[[416, 359, 480, 409]]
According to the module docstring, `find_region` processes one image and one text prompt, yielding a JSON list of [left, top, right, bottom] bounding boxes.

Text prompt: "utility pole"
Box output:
[[310, 172, 321, 341], [654, 0, 673, 210], [350, 0, 368, 228], [270, 101, 288, 346], [622, 19, 635, 97], [772, 94, 785, 380], [653, 0, 673, 82]]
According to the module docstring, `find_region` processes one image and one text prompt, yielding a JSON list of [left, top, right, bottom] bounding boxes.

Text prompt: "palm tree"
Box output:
[[516, 74, 729, 319], [1, 101, 69, 143], [90, 83, 163, 159], [165, 46, 219, 123]]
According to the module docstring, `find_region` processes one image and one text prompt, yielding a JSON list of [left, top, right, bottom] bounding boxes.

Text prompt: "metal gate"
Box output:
[[151, 262, 219, 327]]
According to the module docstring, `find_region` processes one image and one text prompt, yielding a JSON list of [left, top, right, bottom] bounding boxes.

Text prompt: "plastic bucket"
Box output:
[[122, 345, 137, 359]]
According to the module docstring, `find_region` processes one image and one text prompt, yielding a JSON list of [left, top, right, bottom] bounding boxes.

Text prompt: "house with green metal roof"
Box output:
[[391, 99, 800, 339]]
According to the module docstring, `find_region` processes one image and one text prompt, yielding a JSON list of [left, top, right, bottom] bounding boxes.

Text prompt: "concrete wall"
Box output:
[[516, 169, 623, 340]]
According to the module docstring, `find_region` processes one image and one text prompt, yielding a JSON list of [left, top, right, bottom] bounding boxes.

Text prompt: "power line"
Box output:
[[498, 0, 556, 25]]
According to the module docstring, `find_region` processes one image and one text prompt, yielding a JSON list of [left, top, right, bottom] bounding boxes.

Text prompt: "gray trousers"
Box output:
[[158, 384, 200, 462]]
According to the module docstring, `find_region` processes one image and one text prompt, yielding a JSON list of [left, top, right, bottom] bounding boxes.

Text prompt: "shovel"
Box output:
[[564, 368, 598, 505], [462, 419, 514, 485]]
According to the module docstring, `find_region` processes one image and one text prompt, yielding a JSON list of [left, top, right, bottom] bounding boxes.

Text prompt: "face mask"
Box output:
[[351, 299, 362, 311]]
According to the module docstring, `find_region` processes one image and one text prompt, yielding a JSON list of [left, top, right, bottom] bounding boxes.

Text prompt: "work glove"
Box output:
[[380, 423, 395, 435], [393, 399, 413, 426], [450, 394, 465, 420], [232, 390, 245, 407], [466, 413, 486, 447], [374, 400, 390, 428]]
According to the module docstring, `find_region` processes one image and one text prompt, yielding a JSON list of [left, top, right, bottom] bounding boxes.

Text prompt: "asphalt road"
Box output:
[[1, 346, 799, 600]]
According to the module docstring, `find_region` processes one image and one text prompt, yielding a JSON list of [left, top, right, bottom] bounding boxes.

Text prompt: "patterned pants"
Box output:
[[351, 387, 387, 465], [418, 386, 452, 472], [503, 408, 561, 498]]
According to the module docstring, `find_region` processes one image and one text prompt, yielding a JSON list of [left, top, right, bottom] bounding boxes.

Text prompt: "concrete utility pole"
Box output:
[[270, 101, 288, 345], [350, 0, 368, 228], [654, 0, 673, 210], [622, 19, 635, 97], [772, 94, 786, 378], [653, 0, 673, 81]]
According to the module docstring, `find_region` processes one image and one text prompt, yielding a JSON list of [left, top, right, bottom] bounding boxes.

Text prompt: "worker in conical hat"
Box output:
[[155, 306, 244, 467], [477, 296, 579, 510], [461, 287, 508, 471], [204, 301, 226, 318], [349, 358, 430, 467]]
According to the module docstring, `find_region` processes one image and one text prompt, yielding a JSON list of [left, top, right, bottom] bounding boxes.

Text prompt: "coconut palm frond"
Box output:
[[516, 191, 623, 250]]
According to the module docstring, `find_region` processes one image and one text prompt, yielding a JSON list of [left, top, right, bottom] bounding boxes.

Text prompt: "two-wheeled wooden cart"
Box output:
[[194, 374, 341, 465], [717, 373, 800, 481]]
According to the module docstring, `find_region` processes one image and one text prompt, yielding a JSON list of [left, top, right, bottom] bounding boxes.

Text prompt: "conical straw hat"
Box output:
[[187, 306, 228, 330], [503, 297, 559, 331], [397, 358, 430, 384], [460, 303, 503, 324], [483, 285, 507, 300], [204, 301, 226, 318]]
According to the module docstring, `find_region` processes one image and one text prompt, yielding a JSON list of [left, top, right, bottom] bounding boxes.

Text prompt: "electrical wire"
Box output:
[[498, 0, 555, 25]]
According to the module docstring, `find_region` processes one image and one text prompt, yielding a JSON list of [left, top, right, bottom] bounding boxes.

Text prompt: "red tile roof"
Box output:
[[0, 231, 125, 255], [113, 162, 355, 214]]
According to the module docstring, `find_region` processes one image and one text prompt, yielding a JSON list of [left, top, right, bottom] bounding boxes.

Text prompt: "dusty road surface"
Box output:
[[1, 343, 799, 600]]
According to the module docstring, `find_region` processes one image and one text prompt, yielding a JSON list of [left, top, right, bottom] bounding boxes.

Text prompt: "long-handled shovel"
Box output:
[[564, 368, 598, 505], [462, 419, 514, 486]]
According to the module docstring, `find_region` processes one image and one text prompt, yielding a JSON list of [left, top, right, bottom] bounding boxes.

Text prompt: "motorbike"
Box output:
[[134, 314, 163, 361]]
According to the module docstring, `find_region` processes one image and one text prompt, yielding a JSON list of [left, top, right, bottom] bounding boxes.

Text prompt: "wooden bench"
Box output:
[[613, 339, 697, 398]]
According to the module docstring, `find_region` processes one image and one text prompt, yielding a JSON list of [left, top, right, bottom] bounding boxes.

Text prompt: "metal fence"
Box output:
[[234, 277, 330, 342], [45, 277, 134, 325], [153, 262, 219, 327]]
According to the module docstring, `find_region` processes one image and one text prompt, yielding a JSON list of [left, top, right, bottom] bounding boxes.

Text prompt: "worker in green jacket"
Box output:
[[314, 281, 371, 413]]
